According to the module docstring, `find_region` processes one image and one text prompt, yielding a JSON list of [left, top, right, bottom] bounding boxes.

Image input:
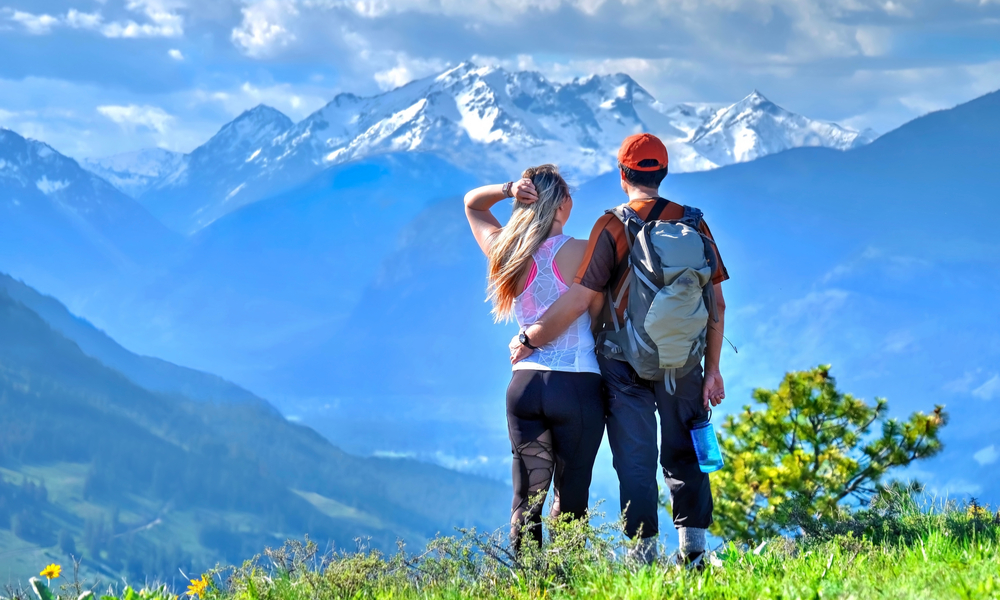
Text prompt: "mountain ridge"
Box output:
[[81, 62, 872, 234]]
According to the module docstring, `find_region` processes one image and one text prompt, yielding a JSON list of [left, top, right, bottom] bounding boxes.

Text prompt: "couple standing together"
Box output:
[[464, 133, 729, 565]]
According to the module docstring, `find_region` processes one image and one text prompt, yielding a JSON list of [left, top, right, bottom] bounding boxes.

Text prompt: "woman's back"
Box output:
[[513, 234, 600, 374]]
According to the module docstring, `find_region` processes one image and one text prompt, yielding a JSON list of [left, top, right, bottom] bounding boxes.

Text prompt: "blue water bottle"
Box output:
[[690, 411, 724, 473]]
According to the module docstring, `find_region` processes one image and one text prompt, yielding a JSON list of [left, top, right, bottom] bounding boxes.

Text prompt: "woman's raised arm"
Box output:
[[464, 179, 537, 255]]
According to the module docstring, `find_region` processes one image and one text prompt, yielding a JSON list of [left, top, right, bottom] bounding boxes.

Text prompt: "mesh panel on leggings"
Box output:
[[511, 430, 554, 546]]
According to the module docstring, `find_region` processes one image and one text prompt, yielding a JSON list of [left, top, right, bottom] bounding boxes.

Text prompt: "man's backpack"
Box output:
[[597, 200, 719, 393]]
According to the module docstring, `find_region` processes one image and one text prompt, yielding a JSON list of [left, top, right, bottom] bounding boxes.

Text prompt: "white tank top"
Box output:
[[512, 235, 601, 374]]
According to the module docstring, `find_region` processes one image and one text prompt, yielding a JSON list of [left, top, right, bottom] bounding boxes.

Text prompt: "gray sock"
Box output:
[[678, 527, 707, 555], [627, 536, 658, 565]]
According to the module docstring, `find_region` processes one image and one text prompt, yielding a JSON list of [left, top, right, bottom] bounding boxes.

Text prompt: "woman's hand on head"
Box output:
[[514, 179, 538, 205]]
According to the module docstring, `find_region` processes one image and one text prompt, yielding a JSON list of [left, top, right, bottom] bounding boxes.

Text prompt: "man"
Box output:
[[510, 133, 728, 565]]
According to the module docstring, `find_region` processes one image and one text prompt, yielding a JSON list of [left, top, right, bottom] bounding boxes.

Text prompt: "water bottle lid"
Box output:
[[690, 409, 713, 429]]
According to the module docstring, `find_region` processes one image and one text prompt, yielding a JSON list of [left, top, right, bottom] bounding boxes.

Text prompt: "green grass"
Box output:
[[12, 494, 1000, 600]]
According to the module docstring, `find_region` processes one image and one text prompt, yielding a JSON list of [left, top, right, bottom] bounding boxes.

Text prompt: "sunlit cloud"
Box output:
[[97, 104, 175, 133], [5, 9, 60, 34], [231, 0, 298, 58], [972, 374, 1000, 400]]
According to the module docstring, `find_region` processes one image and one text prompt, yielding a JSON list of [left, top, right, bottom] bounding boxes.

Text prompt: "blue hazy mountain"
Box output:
[[0, 277, 507, 583], [95, 152, 483, 386], [279, 89, 1000, 501], [0, 272, 272, 408], [0, 128, 179, 298]]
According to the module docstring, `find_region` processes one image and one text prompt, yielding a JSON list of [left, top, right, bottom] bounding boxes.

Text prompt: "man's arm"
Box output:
[[509, 284, 600, 364], [702, 283, 727, 409]]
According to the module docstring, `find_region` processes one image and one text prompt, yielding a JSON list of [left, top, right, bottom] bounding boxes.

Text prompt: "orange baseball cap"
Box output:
[[617, 133, 668, 172]]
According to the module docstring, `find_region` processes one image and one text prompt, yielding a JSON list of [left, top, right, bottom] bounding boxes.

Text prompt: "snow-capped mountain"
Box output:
[[128, 62, 874, 234], [685, 91, 879, 167], [139, 105, 293, 233], [80, 148, 186, 198], [0, 128, 177, 293]]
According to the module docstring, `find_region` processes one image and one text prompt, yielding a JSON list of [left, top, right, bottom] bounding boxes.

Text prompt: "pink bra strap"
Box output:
[[524, 261, 539, 288], [552, 259, 566, 285]]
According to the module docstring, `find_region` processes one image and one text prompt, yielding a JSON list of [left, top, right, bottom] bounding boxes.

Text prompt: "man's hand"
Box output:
[[514, 178, 537, 205], [703, 369, 725, 410], [509, 334, 535, 364]]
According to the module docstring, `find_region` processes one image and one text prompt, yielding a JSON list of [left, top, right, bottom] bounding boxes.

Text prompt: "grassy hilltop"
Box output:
[[14, 493, 1000, 600]]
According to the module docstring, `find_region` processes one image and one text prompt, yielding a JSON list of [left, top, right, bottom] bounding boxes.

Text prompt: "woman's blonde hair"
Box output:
[[487, 164, 571, 322]]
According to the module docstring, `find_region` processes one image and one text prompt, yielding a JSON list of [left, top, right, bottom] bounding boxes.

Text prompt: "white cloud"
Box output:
[[973, 445, 998, 466], [4, 1, 182, 38], [100, 0, 184, 38], [821, 246, 932, 284], [883, 329, 915, 354], [841, 59, 1000, 132], [6, 9, 60, 34], [168, 48, 184, 60], [944, 369, 983, 394], [855, 26, 892, 57], [97, 104, 174, 133], [231, 0, 299, 58], [972, 374, 1000, 400], [65, 9, 103, 30], [374, 55, 449, 91]]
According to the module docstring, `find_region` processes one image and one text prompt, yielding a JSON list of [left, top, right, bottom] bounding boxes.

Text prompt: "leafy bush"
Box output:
[[711, 365, 948, 542]]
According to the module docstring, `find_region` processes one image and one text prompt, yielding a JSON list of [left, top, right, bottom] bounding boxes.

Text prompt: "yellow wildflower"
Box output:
[[968, 504, 990, 519], [186, 576, 209, 598], [40, 564, 61, 579]]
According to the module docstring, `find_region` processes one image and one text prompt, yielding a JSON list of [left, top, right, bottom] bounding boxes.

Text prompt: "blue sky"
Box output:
[[1, 0, 999, 159]]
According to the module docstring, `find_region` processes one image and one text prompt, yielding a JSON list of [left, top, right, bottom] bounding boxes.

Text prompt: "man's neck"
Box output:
[[625, 185, 660, 202]]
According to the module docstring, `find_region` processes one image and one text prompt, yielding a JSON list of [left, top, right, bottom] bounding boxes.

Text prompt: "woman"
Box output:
[[464, 165, 605, 549]]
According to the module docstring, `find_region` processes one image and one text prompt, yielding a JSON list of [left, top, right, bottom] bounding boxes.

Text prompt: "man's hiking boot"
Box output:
[[677, 550, 706, 572]]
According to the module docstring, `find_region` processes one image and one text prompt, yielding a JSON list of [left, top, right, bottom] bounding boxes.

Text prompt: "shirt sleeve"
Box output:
[[574, 214, 618, 292], [700, 219, 730, 285]]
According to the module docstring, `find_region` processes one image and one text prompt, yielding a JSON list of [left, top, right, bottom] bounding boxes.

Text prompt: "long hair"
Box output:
[[487, 164, 571, 322]]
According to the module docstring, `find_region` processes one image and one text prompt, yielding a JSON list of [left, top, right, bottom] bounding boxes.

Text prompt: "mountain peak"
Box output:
[[437, 61, 481, 81], [237, 104, 290, 123], [740, 89, 771, 106]]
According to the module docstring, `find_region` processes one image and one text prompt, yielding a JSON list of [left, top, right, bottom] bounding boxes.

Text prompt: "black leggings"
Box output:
[[506, 370, 605, 548]]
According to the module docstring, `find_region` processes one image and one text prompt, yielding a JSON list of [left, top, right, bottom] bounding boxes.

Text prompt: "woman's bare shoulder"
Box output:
[[563, 237, 589, 255], [556, 237, 589, 275]]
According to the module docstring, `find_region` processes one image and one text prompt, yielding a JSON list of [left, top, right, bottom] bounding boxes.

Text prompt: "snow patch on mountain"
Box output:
[[81, 148, 186, 198], [36, 177, 69, 194]]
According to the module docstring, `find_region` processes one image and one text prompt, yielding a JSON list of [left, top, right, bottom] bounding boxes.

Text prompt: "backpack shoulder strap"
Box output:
[[648, 197, 670, 222], [680, 205, 704, 228], [606, 204, 644, 252], [681, 205, 722, 324]]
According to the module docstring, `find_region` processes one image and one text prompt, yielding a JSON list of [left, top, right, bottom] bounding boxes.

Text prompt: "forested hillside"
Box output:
[[0, 282, 507, 584]]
